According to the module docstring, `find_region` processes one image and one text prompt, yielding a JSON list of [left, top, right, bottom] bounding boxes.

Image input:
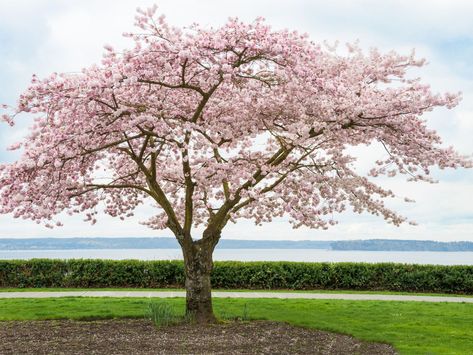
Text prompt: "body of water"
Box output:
[[0, 249, 472, 265]]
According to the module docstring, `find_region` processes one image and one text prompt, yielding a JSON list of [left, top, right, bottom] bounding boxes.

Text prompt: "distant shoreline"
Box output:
[[0, 238, 473, 252]]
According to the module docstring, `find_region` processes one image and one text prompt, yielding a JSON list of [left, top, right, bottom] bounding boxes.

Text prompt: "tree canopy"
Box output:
[[0, 5, 470, 239]]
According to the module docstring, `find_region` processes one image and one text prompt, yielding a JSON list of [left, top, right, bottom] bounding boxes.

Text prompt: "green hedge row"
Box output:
[[0, 259, 472, 294]]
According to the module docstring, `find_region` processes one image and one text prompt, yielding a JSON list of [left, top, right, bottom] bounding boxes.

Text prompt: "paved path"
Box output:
[[0, 291, 472, 303]]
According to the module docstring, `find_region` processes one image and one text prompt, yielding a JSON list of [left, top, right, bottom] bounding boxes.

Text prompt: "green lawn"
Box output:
[[1, 297, 472, 354], [1, 287, 472, 298]]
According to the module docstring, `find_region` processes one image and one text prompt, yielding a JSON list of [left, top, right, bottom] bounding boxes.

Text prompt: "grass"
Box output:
[[1, 287, 472, 297], [1, 297, 472, 354], [146, 301, 185, 326]]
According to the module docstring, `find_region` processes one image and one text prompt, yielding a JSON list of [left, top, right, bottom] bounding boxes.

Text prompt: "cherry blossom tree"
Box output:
[[0, 5, 471, 322]]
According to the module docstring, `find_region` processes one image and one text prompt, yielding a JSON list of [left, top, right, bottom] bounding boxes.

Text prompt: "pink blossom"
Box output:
[[7, 142, 22, 151], [1, 114, 14, 126]]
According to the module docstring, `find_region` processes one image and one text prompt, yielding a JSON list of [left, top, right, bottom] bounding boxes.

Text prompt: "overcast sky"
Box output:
[[0, 0, 472, 241]]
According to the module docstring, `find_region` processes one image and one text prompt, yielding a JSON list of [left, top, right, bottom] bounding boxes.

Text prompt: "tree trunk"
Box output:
[[183, 241, 217, 324]]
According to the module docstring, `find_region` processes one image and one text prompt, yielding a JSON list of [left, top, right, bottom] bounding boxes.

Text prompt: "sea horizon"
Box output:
[[2, 248, 473, 265]]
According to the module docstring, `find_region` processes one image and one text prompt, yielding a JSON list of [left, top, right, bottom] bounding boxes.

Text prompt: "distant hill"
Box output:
[[0, 238, 472, 251], [0, 237, 332, 250], [330, 239, 473, 251]]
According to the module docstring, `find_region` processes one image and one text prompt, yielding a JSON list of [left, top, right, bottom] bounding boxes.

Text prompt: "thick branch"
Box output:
[[182, 131, 194, 235], [138, 78, 206, 96], [203, 123, 336, 237], [117, 140, 186, 244]]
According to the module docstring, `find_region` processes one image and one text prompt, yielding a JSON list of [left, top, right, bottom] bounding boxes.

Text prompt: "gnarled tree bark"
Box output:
[[180, 234, 219, 323]]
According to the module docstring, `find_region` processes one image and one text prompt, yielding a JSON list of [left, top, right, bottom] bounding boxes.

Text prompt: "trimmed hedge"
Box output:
[[0, 259, 472, 294]]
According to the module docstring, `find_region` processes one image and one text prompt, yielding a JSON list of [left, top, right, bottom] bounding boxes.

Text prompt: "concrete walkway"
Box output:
[[0, 291, 472, 303]]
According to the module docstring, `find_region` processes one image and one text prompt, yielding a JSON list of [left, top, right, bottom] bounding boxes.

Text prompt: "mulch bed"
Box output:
[[0, 319, 397, 354]]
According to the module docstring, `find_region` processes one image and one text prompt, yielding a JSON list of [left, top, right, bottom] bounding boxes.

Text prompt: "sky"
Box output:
[[0, 0, 472, 241]]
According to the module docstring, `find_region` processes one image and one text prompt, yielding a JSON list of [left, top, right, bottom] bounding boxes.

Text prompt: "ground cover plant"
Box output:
[[1, 297, 472, 354]]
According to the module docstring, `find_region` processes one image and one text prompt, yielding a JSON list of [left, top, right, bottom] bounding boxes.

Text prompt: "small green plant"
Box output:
[[145, 301, 180, 327], [242, 303, 250, 321]]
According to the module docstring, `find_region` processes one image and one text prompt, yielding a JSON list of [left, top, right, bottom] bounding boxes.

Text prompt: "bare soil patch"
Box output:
[[0, 319, 397, 354]]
